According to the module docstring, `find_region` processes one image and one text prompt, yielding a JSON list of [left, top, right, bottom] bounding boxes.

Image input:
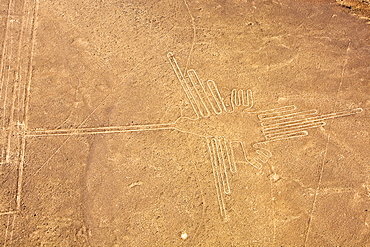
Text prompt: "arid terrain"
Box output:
[[1, 0, 369, 246]]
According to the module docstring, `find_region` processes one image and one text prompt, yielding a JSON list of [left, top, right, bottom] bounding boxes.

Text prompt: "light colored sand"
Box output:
[[1, 0, 369, 246]]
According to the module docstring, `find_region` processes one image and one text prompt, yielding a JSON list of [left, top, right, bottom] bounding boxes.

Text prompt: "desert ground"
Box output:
[[1, 0, 370, 246]]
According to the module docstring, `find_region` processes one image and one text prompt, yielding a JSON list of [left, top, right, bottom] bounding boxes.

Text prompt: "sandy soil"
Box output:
[[336, 0, 370, 22], [1, 0, 369, 246]]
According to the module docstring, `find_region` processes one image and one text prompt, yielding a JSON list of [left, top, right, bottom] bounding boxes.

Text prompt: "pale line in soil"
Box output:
[[0, 0, 13, 101], [183, 0, 196, 72], [1, 0, 27, 245], [24, 57, 146, 182], [0, 211, 17, 216], [303, 40, 351, 246], [3, 214, 11, 247], [14, 0, 31, 212], [22, 0, 39, 129], [5, 77, 19, 163], [16, 0, 39, 214], [7, 214, 16, 246]]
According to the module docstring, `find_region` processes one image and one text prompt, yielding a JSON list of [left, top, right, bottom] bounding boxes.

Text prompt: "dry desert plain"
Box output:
[[0, 0, 370, 246]]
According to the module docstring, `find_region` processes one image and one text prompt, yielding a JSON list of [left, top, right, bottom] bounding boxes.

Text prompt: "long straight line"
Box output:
[[25, 123, 176, 137], [0, 0, 13, 100], [303, 40, 352, 246], [16, 0, 39, 213], [22, 0, 39, 129]]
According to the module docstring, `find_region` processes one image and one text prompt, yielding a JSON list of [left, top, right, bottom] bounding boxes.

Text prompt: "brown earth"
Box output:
[[1, 0, 370, 246], [336, 0, 370, 22]]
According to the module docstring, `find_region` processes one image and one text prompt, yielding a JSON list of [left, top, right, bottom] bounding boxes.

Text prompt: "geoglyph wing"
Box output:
[[167, 52, 363, 220]]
